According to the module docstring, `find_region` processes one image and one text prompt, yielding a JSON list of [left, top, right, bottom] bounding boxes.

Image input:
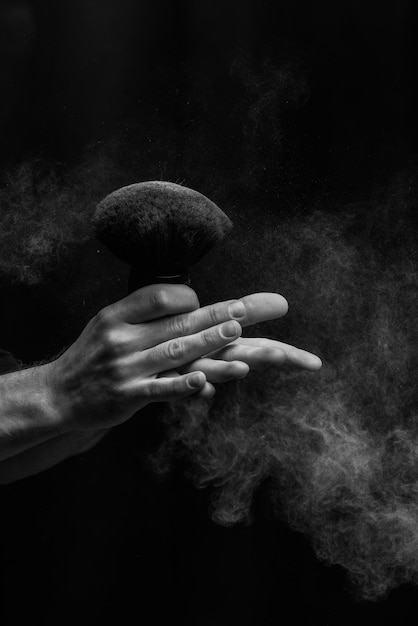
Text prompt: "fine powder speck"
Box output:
[[156, 183, 418, 601]]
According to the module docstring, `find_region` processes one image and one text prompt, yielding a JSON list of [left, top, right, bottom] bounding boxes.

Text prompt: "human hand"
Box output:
[[0, 286, 321, 481], [45, 284, 280, 432], [164, 293, 322, 398]]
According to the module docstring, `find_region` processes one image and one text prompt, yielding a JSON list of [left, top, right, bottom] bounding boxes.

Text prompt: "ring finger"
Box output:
[[179, 358, 250, 383]]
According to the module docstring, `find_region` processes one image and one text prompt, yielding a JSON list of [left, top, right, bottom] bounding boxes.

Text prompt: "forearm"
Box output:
[[0, 364, 62, 461], [0, 428, 109, 484]]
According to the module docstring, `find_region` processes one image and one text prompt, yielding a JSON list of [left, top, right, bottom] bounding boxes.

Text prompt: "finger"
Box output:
[[159, 370, 216, 400], [208, 344, 287, 369], [209, 338, 322, 371], [158, 368, 181, 379], [180, 358, 250, 383], [138, 320, 242, 376], [140, 292, 288, 349], [135, 371, 207, 402], [240, 338, 322, 370], [195, 381, 216, 400], [238, 293, 288, 327], [102, 284, 200, 324]]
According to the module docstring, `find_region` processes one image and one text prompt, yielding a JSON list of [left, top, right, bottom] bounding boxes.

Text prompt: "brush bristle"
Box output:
[[92, 181, 233, 273]]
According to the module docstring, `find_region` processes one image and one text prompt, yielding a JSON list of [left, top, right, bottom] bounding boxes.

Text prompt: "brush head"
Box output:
[[92, 181, 233, 275]]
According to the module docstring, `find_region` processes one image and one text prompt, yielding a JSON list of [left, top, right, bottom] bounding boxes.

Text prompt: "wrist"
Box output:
[[0, 364, 66, 461], [41, 360, 74, 435]]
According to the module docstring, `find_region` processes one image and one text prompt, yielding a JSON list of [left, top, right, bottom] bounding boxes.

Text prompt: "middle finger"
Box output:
[[136, 293, 288, 350], [135, 321, 243, 376]]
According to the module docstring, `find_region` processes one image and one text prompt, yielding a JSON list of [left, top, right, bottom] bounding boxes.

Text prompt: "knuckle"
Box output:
[[100, 328, 125, 357], [143, 379, 159, 399], [105, 358, 125, 385], [107, 384, 130, 413], [199, 329, 215, 352], [146, 378, 175, 400], [165, 338, 184, 361], [148, 287, 171, 314], [103, 377, 125, 409], [108, 383, 123, 403], [207, 325, 221, 343], [208, 303, 224, 326], [94, 306, 113, 330], [170, 314, 192, 337]]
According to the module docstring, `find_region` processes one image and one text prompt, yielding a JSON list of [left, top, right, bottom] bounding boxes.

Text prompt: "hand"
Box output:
[[0, 285, 321, 482], [170, 293, 322, 397], [46, 284, 288, 432]]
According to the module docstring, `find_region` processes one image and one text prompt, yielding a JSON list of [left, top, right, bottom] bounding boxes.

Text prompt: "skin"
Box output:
[[0, 284, 321, 482]]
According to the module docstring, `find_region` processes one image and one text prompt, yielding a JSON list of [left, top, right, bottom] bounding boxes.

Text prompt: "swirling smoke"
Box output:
[[3, 141, 418, 602], [156, 181, 418, 601], [0, 153, 128, 285]]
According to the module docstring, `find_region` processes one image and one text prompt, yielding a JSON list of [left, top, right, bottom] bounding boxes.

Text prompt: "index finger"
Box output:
[[136, 292, 288, 350], [101, 284, 200, 324], [237, 293, 289, 327]]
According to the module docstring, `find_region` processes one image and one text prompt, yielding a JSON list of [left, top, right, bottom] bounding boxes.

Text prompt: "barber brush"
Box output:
[[92, 181, 232, 292]]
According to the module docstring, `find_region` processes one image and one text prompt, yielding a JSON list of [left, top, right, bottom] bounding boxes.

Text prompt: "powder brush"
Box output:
[[92, 180, 232, 291]]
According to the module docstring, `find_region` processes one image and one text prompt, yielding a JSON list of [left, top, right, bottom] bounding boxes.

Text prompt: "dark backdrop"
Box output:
[[1, 2, 417, 625], [2, 0, 417, 194]]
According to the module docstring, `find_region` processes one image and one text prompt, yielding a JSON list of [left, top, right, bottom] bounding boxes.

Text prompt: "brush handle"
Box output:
[[128, 267, 191, 293]]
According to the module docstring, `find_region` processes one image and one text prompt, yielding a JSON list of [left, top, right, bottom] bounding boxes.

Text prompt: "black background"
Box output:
[[2, 0, 417, 195], [1, 1, 418, 624]]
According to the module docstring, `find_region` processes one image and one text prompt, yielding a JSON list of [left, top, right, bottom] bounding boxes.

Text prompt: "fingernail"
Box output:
[[221, 320, 240, 338], [189, 372, 205, 388], [228, 300, 246, 319]]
